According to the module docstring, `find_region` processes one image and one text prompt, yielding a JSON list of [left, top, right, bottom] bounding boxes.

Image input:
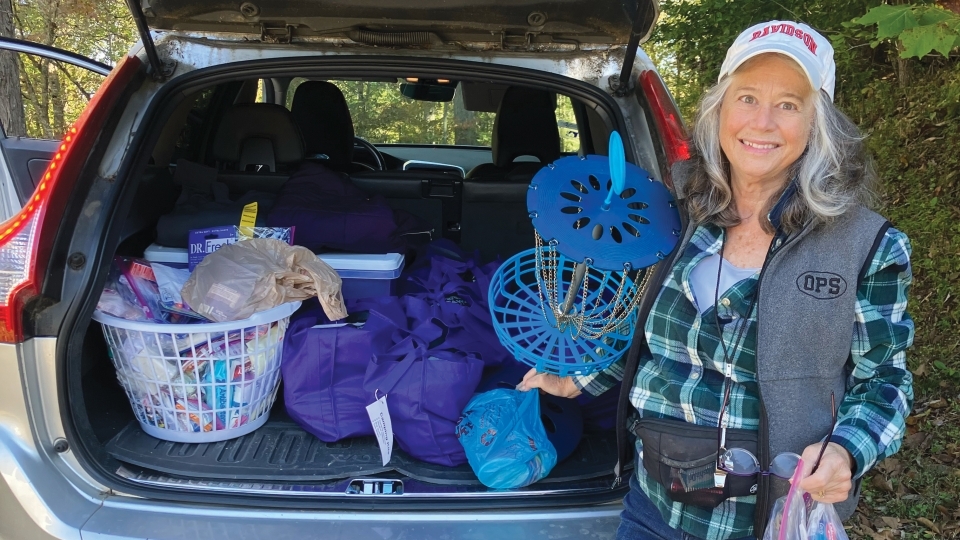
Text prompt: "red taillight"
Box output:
[[639, 70, 691, 175], [0, 55, 142, 343]]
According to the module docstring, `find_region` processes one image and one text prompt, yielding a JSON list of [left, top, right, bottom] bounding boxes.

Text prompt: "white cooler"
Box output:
[[144, 244, 404, 301]]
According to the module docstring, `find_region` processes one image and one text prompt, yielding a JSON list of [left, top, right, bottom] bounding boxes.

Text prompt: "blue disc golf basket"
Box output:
[[488, 132, 681, 376]]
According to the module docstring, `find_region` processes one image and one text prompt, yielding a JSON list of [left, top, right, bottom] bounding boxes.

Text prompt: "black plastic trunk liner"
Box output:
[[106, 418, 618, 485]]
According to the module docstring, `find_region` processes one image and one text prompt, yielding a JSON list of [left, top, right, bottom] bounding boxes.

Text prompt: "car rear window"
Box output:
[[285, 77, 580, 152]]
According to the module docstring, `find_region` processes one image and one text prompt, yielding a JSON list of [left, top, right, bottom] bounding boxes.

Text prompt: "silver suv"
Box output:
[[0, 1, 690, 538]]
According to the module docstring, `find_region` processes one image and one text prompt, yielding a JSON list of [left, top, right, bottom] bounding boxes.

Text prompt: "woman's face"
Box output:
[[719, 53, 816, 188]]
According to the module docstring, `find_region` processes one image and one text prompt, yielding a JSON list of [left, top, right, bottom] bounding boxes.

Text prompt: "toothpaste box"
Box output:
[[188, 226, 237, 271], [187, 226, 295, 270]]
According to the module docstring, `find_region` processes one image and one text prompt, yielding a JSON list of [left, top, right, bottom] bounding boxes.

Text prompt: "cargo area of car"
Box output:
[[65, 61, 639, 503], [80, 358, 620, 492]]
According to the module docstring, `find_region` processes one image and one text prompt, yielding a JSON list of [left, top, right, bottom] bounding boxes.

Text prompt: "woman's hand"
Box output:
[[516, 368, 582, 398], [797, 442, 855, 503]]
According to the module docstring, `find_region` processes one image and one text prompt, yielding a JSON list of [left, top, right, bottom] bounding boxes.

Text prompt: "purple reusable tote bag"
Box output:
[[281, 298, 406, 442], [362, 314, 484, 467], [401, 292, 510, 368]]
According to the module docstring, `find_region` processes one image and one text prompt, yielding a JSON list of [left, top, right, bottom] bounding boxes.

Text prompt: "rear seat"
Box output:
[[153, 104, 302, 247], [461, 87, 562, 261], [290, 80, 458, 243], [157, 97, 546, 260], [212, 103, 303, 196], [350, 171, 460, 244], [460, 181, 532, 262]]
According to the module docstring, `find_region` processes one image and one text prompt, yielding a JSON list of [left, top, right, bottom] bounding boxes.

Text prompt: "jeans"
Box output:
[[617, 472, 756, 540]]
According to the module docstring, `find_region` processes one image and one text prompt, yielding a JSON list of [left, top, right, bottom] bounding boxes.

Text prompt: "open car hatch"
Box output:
[[126, 0, 659, 87], [129, 0, 658, 47]]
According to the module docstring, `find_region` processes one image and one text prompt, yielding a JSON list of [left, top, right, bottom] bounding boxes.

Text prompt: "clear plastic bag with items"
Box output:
[[763, 458, 810, 540], [763, 456, 850, 540]]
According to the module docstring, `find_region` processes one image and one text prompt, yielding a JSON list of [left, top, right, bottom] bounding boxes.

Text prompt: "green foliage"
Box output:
[[651, 0, 883, 119], [853, 4, 960, 58], [331, 80, 495, 146], [10, 0, 136, 139], [854, 4, 920, 41], [289, 77, 579, 149]]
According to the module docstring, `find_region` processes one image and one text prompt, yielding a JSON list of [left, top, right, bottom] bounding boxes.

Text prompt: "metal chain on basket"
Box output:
[[533, 228, 659, 343], [578, 263, 657, 340], [534, 231, 561, 326]]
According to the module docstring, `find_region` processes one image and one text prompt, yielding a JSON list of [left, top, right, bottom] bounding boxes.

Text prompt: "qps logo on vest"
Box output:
[[796, 271, 847, 299]]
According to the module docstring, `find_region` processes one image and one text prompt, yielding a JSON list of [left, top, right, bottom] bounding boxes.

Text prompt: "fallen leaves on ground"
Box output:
[[850, 394, 960, 539]]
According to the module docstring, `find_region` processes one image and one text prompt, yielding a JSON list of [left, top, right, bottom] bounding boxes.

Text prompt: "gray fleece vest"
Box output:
[[753, 204, 889, 525]]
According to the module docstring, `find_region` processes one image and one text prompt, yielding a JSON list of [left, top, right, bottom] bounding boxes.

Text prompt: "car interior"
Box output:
[[79, 72, 626, 496]]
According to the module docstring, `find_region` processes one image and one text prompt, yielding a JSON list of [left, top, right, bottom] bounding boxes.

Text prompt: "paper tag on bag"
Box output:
[[366, 394, 394, 466]]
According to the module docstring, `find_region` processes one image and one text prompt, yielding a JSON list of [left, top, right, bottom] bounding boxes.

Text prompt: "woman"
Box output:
[[520, 20, 914, 540]]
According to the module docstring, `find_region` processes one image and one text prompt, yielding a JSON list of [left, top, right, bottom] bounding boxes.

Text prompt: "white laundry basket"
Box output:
[[92, 302, 301, 443]]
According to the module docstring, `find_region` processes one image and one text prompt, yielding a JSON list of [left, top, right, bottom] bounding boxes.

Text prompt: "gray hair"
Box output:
[[682, 77, 877, 234]]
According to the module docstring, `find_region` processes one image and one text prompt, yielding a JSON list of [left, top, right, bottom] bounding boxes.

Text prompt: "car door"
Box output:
[[0, 36, 111, 221]]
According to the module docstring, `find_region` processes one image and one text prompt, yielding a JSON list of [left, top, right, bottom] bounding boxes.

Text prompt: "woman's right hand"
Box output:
[[516, 368, 582, 398]]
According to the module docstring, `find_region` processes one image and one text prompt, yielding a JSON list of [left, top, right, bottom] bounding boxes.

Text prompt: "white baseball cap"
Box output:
[[718, 20, 836, 101]]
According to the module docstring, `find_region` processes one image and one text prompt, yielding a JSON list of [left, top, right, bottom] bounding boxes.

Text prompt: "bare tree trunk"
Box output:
[[356, 82, 366, 134], [453, 90, 473, 146], [50, 62, 65, 135], [442, 100, 449, 144], [0, 0, 26, 137], [895, 42, 910, 90], [19, 58, 54, 137], [41, 2, 61, 139], [39, 58, 53, 138]]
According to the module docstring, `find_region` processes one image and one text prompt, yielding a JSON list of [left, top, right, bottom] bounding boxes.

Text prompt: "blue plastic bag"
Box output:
[[456, 388, 558, 489]]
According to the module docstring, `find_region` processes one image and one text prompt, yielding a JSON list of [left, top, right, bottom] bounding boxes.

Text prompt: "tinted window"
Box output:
[[285, 78, 583, 151], [287, 78, 497, 146]]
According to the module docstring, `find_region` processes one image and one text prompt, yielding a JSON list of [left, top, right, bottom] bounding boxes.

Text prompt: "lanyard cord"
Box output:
[[714, 231, 760, 451]]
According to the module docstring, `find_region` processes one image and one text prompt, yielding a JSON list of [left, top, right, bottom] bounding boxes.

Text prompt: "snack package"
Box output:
[[114, 256, 168, 322], [97, 289, 146, 321], [174, 397, 218, 432], [98, 262, 149, 321], [151, 262, 206, 320]]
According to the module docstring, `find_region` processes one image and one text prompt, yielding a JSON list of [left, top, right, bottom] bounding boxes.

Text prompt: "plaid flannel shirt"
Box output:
[[575, 222, 914, 540]]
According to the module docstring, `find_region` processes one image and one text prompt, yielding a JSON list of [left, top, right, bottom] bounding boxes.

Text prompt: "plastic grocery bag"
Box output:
[[456, 388, 558, 489], [763, 458, 810, 540], [806, 502, 849, 540], [182, 238, 347, 322]]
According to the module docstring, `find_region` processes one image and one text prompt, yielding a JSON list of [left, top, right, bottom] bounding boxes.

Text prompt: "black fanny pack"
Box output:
[[631, 416, 759, 508]]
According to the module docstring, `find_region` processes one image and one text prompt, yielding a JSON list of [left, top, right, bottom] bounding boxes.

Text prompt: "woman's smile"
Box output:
[[739, 138, 780, 152]]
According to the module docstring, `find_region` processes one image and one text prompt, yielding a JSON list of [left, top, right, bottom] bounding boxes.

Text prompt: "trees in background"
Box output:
[[650, 0, 960, 118], [650, 0, 888, 118], [0, 0, 25, 136], [0, 0, 134, 139], [2, 4, 580, 148]]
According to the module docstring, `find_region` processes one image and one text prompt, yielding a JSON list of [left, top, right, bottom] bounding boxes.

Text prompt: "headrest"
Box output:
[[290, 81, 356, 168], [492, 87, 561, 168], [212, 104, 304, 169]]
